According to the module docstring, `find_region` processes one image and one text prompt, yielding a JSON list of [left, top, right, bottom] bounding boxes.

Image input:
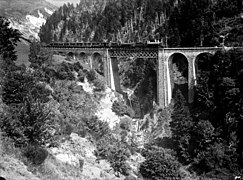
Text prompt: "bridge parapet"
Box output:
[[163, 47, 223, 56]]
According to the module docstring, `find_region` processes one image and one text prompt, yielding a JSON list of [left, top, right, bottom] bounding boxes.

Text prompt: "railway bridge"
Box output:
[[42, 42, 228, 108]]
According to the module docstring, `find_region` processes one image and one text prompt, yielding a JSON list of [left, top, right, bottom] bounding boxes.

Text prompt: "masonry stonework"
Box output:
[[44, 44, 234, 108]]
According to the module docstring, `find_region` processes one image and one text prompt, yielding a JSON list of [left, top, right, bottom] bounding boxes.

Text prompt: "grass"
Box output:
[[0, 130, 85, 180], [0, 132, 21, 158], [15, 40, 30, 67], [33, 155, 85, 180], [0, 133, 84, 180]]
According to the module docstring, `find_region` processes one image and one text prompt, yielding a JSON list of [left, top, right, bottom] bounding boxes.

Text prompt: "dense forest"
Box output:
[[1, 0, 243, 179], [40, 0, 243, 47]]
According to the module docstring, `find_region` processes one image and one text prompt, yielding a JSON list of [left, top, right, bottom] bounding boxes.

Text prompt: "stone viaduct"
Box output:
[[42, 42, 225, 108]]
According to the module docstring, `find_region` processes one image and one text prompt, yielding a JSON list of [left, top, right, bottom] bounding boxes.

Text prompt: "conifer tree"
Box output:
[[170, 90, 194, 163], [0, 16, 21, 71]]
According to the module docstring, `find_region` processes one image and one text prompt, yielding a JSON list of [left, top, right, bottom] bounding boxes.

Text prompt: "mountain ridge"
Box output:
[[0, 0, 58, 40], [0, 0, 57, 18]]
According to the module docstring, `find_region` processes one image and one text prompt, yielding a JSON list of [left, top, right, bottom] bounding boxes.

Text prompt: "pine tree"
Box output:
[[0, 16, 21, 70], [170, 90, 194, 163]]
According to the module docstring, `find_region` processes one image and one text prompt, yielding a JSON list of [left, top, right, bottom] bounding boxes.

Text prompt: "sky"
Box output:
[[45, 0, 81, 7]]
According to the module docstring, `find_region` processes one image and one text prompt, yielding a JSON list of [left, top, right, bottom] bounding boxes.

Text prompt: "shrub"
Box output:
[[0, 131, 19, 156], [112, 100, 134, 117], [119, 117, 132, 131], [23, 145, 48, 165], [82, 116, 110, 140], [140, 145, 183, 180], [1, 68, 51, 105], [74, 123, 87, 138], [55, 62, 75, 80], [93, 78, 106, 92], [192, 140, 239, 175], [78, 70, 85, 82], [95, 134, 131, 176], [79, 159, 84, 171], [0, 96, 54, 147], [61, 121, 73, 136], [86, 69, 97, 82], [73, 62, 83, 72]]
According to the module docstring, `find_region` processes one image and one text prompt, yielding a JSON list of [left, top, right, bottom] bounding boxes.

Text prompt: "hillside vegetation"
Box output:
[[40, 0, 243, 47], [0, 0, 243, 179], [0, 16, 144, 180]]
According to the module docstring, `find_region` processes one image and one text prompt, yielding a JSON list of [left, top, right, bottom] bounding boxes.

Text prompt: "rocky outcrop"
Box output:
[[0, 156, 40, 180], [49, 133, 124, 180]]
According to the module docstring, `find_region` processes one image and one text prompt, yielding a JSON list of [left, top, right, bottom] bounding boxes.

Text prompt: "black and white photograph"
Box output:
[[0, 0, 243, 179]]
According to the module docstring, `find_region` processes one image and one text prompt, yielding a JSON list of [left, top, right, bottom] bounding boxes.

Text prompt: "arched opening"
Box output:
[[79, 52, 88, 65], [67, 52, 74, 60], [58, 51, 63, 56], [92, 52, 104, 76], [168, 53, 189, 102], [195, 53, 213, 84]]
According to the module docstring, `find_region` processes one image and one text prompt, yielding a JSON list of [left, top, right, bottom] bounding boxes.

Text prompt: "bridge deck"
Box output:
[[42, 42, 242, 51]]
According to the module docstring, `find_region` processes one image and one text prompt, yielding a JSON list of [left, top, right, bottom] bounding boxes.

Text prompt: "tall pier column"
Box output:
[[88, 53, 93, 69], [104, 49, 111, 87], [110, 57, 122, 92], [188, 56, 196, 103], [105, 51, 122, 92], [157, 49, 168, 108]]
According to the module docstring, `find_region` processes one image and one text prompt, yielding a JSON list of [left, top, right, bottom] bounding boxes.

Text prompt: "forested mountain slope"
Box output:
[[1, 1, 243, 179], [40, 0, 243, 47]]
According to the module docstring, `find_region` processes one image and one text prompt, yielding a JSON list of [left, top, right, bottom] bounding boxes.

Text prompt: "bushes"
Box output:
[[119, 117, 132, 131], [23, 145, 49, 165], [95, 134, 131, 176], [55, 62, 75, 80], [0, 97, 54, 147], [1, 68, 52, 105], [82, 116, 110, 140], [78, 70, 85, 82], [93, 78, 106, 92], [0, 131, 19, 157], [0, 65, 52, 166], [88, 116, 132, 177], [43, 62, 84, 81], [140, 145, 183, 180], [61, 121, 74, 136], [75, 123, 87, 138], [86, 69, 97, 82], [112, 100, 134, 117], [0, 69, 54, 147]]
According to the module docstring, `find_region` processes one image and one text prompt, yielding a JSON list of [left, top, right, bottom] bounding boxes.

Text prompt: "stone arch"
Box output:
[[92, 52, 104, 76], [79, 52, 88, 64], [58, 51, 64, 56], [67, 52, 74, 60], [194, 52, 213, 85], [168, 52, 189, 102]]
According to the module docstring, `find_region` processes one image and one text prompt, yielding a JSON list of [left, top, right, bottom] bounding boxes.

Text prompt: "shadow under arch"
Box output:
[[168, 52, 189, 102], [58, 51, 65, 56], [195, 52, 214, 85], [79, 52, 88, 65], [92, 52, 104, 76], [67, 52, 74, 60]]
